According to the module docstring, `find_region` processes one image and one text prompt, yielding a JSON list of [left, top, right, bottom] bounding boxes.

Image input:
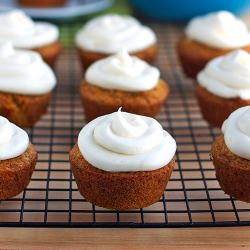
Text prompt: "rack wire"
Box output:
[[1, 22, 250, 228]]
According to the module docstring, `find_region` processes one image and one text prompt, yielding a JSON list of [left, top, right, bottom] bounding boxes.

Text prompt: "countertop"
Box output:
[[0, 227, 250, 249]]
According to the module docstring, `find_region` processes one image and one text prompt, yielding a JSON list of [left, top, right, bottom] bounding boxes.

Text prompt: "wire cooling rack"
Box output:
[[0, 22, 250, 228]]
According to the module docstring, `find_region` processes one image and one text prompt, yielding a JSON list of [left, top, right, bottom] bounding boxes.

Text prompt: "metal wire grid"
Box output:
[[0, 22, 250, 228]]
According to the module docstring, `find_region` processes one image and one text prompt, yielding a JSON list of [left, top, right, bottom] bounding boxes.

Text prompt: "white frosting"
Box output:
[[0, 10, 59, 49], [86, 50, 160, 92], [222, 106, 250, 160], [75, 14, 156, 53], [0, 42, 56, 95], [197, 50, 250, 100], [78, 108, 176, 172], [186, 11, 250, 49], [0, 116, 29, 160]]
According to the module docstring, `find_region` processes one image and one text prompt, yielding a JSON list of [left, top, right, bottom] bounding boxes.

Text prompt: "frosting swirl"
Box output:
[[0, 116, 29, 160], [197, 50, 250, 100], [86, 50, 160, 92], [222, 106, 250, 160], [186, 11, 250, 49], [75, 14, 156, 53], [0, 10, 59, 49], [0, 42, 56, 95], [78, 108, 176, 172]]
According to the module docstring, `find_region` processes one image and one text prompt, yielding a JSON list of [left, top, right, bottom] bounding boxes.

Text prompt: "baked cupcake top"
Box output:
[[197, 50, 250, 100], [78, 108, 176, 172], [85, 50, 160, 92], [0, 116, 29, 160], [222, 106, 250, 160], [0, 10, 59, 49], [75, 14, 156, 54], [186, 11, 250, 49], [0, 42, 56, 95]]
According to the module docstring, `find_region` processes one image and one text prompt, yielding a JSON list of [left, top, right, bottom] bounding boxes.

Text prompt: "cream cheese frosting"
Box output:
[[75, 14, 156, 53], [0, 10, 59, 49], [78, 108, 176, 172], [222, 106, 250, 160], [0, 116, 29, 160], [86, 50, 160, 92], [197, 50, 250, 100], [0, 42, 56, 95], [186, 11, 250, 49]]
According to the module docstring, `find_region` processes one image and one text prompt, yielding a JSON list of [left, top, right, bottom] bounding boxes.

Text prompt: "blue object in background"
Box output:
[[128, 0, 250, 21]]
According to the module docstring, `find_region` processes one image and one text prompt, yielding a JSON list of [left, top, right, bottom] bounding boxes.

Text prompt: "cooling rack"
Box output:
[[0, 22, 250, 228]]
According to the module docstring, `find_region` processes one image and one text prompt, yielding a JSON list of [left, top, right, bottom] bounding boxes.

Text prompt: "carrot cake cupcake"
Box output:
[[18, 0, 67, 7], [70, 108, 176, 210], [211, 106, 250, 202], [0, 116, 37, 199], [0, 42, 57, 128], [75, 14, 157, 69], [0, 10, 61, 67], [80, 50, 169, 122], [177, 11, 250, 78], [196, 49, 250, 127]]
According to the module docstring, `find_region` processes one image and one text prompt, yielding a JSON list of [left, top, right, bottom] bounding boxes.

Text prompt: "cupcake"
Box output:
[[0, 10, 61, 67], [0, 116, 37, 199], [75, 14, 157, 69], [70, 108, 176, 210], [196, 49, 250, 127], [0, 42, 57, 128], [80, 50, 169, 122], [177, 11, 250, 78], [18, 0, 67, 8], [211, 106, 250, 202]]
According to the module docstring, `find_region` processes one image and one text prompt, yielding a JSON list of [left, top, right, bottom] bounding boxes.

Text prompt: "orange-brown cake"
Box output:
[[0, 11, 61, 68], [33, 41, 61, 68], [0, 117, 37, 200], [75, 14, 157, 70], [177, 36, 250, 78], [211, 107, 250, 202], [0, 43, 57, 128], [0, 92, 51, 128], [81, 79, 169, 122], [70, 145, 175, 210], [80, 50, 168, 122], [177, 11, 250, 78], [70, 109, 177, 210], [196, 50, 250, 127], [18, 0, 67, 7]]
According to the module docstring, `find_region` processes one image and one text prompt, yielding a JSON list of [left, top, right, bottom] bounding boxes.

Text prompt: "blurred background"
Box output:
[[1, 0, 250, 49], [1, 0, 250, 22]]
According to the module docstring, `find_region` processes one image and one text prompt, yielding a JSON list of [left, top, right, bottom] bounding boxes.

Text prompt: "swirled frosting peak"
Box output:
[[75, 14, 156, 53], [111, 108, 148, 138], [78, 109, 176, 172], [86, 50, 160, 92], [222, 106, 250, 160], [186, 11, 250, 49], [0, 42, 56, 95], [0, 10, 59, 49], [0, 116, 29, 160], [197, 50, 250, 99]]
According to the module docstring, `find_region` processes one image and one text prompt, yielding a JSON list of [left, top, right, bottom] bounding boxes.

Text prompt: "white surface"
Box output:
[[0, 10, 58, 48], [0, 0, 112, 20], [86, 50, 160, 92], [222, 106, 250, 160], [78, 109, 177, 172], [0, 42, 56, 95], [186, 11, 250, 49], [0, 116, 29, 160], [197, 50, 250, 100], [75, 14, 156, 53]]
